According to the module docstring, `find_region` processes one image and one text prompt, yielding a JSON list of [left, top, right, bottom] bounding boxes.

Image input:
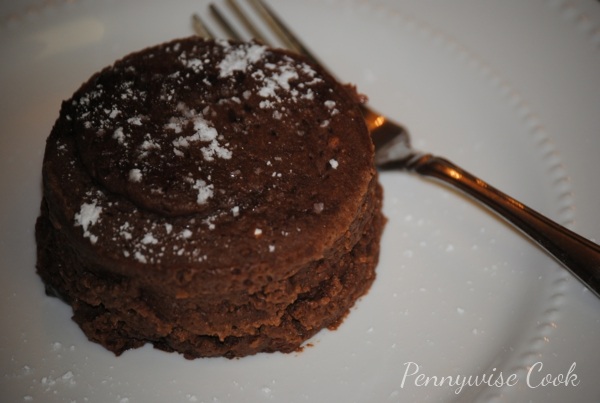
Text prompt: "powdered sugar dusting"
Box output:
[[128, 168, 142, 182], [167, 102, 232, 163], [253, 58, 323, 119], [218, 42, 266, 77], [193, 179, 214, 205], [74, 200, 102, 244]]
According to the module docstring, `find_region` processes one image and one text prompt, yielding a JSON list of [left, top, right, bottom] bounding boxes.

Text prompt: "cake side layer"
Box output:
[[36, 182, 384, 358]]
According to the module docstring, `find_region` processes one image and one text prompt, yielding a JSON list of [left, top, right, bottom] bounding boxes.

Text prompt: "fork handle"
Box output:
[[410, 154, 600, 298]]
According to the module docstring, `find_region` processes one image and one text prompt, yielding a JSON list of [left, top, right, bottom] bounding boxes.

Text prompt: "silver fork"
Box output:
[[192, 0, 600, 298]]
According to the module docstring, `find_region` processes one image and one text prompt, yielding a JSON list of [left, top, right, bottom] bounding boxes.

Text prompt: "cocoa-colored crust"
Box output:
[[35, 37, 385, 358]]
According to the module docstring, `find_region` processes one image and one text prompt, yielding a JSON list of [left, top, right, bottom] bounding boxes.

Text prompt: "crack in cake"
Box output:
[[35, 37, 385, 358]]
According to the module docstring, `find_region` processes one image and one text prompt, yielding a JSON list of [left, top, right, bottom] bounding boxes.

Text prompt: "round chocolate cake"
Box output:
[[35, 37, 385, 358]]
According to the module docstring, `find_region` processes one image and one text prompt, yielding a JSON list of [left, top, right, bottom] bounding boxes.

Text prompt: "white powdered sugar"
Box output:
[[324, 100, 336, 109], [112, 127, 125, 144], [193, 179, 214, 205], [128, 168, 142, 182], [134, 251, 147, 264], [258, 63, 298, 96], [325, 99, 340, 115], [74, 201, 102, 244], [179, 51, 204, 73], [168, 103, 232, 163], [313, 202, 325, 214], [139, 137, 161, 155], [141, 232, 159, 245], [200, 138, 232, 162], [119, 222, 133, 240], [127, 116, 143, 126], [218, 42, 266, 77], [250, 57, 322, 117]]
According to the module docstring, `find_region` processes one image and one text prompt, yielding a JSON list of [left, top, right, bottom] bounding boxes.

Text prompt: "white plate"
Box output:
[[1, 0, 599, 402]]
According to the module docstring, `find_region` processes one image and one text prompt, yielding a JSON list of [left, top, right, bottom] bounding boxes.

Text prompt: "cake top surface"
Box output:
[[71, 39, 358, 217], [44, 37, 375, 288]]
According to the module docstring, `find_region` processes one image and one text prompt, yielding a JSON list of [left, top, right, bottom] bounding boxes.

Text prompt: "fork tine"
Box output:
[[198, 0, 324, 70], [225, 0, 273, 46], [209, 3, 244, 40], [248, 0, 325, 68], [192, 13, 215, 38]]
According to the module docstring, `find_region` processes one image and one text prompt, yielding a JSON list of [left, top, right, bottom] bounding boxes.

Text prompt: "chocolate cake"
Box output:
[[35, 37, 385, 358]]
